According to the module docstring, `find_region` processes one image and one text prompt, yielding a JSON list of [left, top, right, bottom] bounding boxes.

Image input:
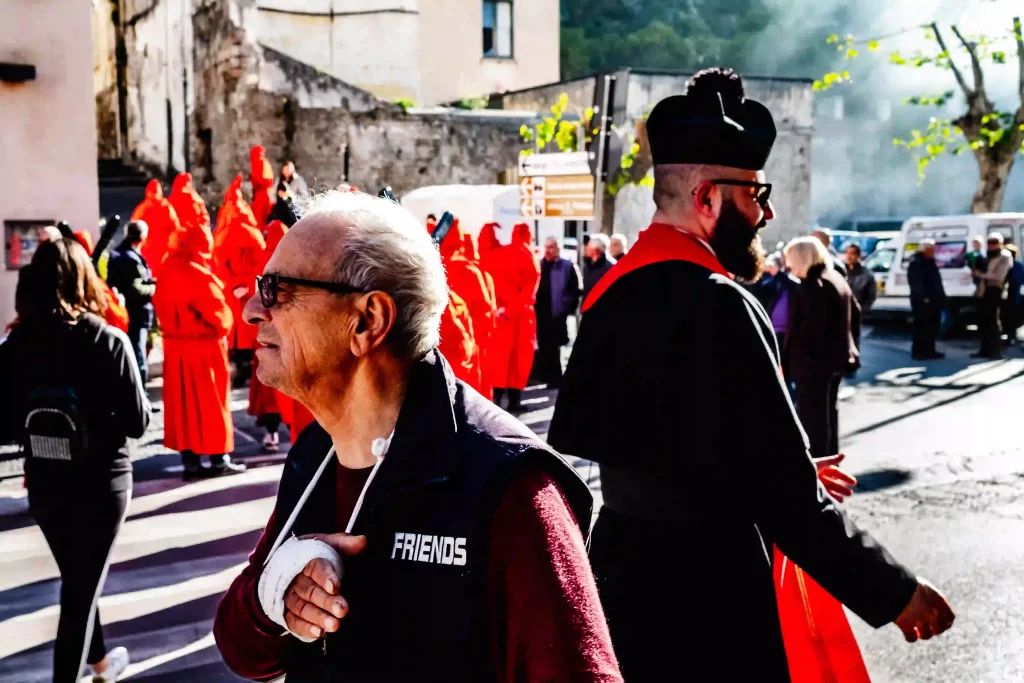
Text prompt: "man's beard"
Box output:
[[710, 199, 766, 282]]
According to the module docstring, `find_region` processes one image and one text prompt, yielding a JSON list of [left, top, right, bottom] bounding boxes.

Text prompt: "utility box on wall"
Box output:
[[4, 220, 55, 271]]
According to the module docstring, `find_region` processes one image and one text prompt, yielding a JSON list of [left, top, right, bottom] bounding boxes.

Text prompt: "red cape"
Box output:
[[582, 223, 728, 312]]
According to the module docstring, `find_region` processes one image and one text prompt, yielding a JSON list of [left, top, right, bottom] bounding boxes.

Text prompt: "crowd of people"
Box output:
[[2, 68, 966, 683]]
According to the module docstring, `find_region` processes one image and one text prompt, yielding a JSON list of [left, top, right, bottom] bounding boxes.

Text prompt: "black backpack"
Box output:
[[24, 385, 89, 462]]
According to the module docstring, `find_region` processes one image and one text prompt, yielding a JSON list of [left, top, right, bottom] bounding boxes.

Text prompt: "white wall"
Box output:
[[125, 0, 194, 173], [0, 0, 100, 328]]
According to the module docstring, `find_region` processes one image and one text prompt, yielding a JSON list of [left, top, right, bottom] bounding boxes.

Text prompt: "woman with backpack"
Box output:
[[0, 238, 151, 682]]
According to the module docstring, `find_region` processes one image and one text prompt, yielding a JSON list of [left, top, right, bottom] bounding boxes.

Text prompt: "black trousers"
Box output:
[[127, 322, 149, 385], [534, 314, 568, 387], [29, 486, 130, 683], [795, 372, 842, 459], [979, 293, 1003, 357], [1001, 297, 1019, 342], [911, 300, 940, 357]]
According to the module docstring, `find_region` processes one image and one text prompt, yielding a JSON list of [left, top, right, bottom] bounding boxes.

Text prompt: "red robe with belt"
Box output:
[[153, 226, 234, 455], [168, 172, 211, 236], [214, 175, 266, 351], [248, 220, 289, 419], [490, 223, 539, 390], [439, 219, 494, 398], [427, 217, 480, 391], [132, 179, 182, 280], [249, 145, 276, 228]]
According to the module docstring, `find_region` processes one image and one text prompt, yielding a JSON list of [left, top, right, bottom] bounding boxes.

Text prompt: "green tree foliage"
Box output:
[[815, 13, 1024, 213], [559, 0, 772, 79]]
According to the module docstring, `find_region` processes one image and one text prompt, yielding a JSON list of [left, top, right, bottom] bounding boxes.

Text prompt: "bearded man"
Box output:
[[548, 68, 953, 682]]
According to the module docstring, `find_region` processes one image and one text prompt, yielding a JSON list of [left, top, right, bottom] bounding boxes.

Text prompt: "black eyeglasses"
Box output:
[[256, 274, 365, 309], [700, 179, 773, 208]]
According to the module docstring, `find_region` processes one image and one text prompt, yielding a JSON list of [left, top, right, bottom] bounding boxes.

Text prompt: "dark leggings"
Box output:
[[794, 372, 842, 459], [30, 486, 130, 683]]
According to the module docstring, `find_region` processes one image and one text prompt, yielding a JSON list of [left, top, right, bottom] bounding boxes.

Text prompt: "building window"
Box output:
[[483, 1, 512, 58]]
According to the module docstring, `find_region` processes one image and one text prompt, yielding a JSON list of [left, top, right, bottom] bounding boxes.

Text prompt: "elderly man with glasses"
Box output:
[[214, 191, 621, 683]]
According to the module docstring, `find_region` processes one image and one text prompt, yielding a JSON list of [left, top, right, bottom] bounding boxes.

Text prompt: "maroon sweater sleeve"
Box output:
[[488, 470, 623, 683], [214, 511, 288, 681]]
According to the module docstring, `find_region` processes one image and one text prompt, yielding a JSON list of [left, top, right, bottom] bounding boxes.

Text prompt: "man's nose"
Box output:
[[242, 290, 268, 325], [763, 199, 776, 221]]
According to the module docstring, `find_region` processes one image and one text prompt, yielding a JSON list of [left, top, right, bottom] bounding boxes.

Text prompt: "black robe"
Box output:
[[548, 260, 917, 682]]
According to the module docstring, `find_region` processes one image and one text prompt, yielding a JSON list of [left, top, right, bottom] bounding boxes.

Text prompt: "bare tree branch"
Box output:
[[950, 24, 985, 96], [931, 23, 973, 98]]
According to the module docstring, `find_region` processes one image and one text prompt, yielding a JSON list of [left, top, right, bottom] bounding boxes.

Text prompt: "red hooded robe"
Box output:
[[131, 180, 182, 279], [214, 175, 266, 351], [72, 231, 130, 333], [250, 145, 276, 228], [168, 172, 211, 236], [153, 225, 234, 455], [490, 222, 539, 390], [439, 219, 495, 398], [426, 218, 479, 390], [248, 220, 289, 419]]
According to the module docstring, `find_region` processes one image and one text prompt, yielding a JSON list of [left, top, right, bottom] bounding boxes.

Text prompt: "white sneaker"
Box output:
[[262, 431, 280, 453], [91, 646, 129, 682]]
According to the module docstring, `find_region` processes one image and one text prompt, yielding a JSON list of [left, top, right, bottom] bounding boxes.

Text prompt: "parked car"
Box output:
[[834, 216, 907, 233], [832, 230, 894, 257]]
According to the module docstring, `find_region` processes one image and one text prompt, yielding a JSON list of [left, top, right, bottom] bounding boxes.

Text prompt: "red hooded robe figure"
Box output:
[[213, 174, 266, 351], [168, 172, 211, 236], [153, 225, 234, 456], [249, 145, 276, 228], [490, 222, 539, 390], [72, 231, 130, 333], [439, 219, 495, 398], [426, 217, 479, 390], [248, 220, 289, 420], [131, 180, 182, 280]]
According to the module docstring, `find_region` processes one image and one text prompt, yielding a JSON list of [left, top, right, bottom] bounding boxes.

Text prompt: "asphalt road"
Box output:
[[1, 323, 1023, 681]]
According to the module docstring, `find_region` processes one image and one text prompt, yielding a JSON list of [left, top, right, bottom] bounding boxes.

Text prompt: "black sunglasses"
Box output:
[[701, 179, 773, 208], [256, 274, 365, 309]]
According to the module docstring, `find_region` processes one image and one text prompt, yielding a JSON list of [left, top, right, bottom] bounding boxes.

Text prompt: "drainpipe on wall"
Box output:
[[111, 0, 131, 164]]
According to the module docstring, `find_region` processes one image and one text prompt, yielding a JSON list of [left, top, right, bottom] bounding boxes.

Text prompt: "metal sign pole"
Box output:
[[591, 74, 612, 235]]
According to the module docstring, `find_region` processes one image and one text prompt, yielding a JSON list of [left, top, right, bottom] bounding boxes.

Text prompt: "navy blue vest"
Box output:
[[268, 352, 593, 682]]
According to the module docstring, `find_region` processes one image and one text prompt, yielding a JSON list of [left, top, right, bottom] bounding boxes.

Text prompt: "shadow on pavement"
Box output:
[[853, 468, 914, 494]]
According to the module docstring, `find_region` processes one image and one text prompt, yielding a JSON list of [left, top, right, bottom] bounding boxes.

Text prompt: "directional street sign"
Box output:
[[519, 173, 595, 220], [517, 151, 593, 178]]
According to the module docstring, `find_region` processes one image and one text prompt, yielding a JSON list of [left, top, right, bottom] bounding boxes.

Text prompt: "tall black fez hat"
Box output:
[[646, 68, 776, 170]]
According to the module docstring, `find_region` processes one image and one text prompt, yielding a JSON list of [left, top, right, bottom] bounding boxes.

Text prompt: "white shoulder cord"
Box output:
[[264, 432, 394, 566]]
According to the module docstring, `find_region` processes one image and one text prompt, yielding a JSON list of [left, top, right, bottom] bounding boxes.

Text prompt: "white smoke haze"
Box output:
[[753, 0, 1024, 224]]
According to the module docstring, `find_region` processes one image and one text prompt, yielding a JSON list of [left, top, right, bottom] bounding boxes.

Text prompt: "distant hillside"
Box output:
[[559, 0, 774, 79]]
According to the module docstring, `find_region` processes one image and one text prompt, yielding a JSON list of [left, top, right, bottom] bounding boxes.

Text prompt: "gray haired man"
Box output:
[[215, 191, 621, 682]]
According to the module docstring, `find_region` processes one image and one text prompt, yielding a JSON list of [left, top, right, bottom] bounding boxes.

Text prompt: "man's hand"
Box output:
[[283, 533, 367, 640], [815, 453, 857, 502], [233, 285, 249, 300], [893, 578, 955, 642]]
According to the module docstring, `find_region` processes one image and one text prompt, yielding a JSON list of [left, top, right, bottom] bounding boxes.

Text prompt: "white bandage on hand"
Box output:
[[257, 536, 342, 642]]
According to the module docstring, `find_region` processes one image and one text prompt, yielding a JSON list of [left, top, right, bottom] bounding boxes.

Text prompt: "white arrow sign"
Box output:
[[518, 152, 592, 177]]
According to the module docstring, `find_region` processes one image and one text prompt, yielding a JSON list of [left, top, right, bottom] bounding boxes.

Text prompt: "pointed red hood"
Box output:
[[144, 179, 164, 201], [478, 222, 500, 253]]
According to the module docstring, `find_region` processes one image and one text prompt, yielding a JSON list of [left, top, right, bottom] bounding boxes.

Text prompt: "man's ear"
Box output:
[[350, 292, 398, 357], [692, 181, 720, 220]]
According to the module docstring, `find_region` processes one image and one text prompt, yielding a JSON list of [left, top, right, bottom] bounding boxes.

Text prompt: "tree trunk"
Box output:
[[972, 149, 1017, 213]]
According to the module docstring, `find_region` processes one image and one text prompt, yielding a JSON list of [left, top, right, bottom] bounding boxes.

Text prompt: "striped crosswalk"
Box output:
[[0, 383, 599, 682]]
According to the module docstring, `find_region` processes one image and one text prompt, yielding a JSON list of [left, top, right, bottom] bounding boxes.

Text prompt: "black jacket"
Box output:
[[549, 260, 915, 680], [269, 196, 299, 227], [582, 253, 616, 304], [784, 264, 859, 377], [907, 252, 946, 304], [0, 313, 150, 490], [250, 351, 592, 683], [107, 240, 156, 327]]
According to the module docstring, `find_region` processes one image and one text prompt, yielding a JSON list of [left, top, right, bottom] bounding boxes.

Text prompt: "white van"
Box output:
[[876, 214, 1024, 323]]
